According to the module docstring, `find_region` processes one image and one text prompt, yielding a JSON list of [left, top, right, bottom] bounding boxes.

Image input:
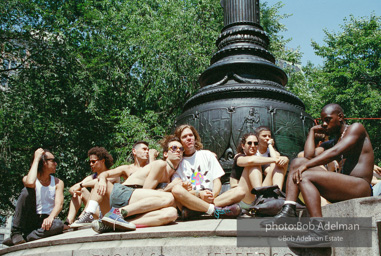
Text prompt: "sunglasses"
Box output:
[[89, 159, 99, 164], [168, 145, 185, 152], [247, 141, 259, 146], [45, 158, 58, 164]]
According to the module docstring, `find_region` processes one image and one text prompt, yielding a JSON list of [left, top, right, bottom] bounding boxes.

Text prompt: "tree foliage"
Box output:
[[287, 14, 381, 164], [0, 0, 292, 219]]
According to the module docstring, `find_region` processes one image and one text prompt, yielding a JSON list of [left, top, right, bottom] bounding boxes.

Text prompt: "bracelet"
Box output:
[[79, 183, 83, 188]]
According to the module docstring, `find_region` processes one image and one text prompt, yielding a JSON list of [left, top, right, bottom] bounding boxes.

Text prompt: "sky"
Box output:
[[264, 0, 381, 66]]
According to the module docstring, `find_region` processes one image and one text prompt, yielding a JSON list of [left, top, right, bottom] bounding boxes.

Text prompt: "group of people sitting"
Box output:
[[3, 103, 378, 247]]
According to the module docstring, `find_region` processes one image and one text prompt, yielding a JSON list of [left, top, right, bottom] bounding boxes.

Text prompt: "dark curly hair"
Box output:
[[88, 147, 114, 169]]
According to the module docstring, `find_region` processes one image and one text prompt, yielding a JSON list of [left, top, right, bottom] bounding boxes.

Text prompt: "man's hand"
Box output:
[[34, 148, 45, 161], [374, 165, 381, 176], [149, 149, 159, 159], [41, 216, 54, 230], [72, 189, 82, 198], [311, 124, 326, 135], [200, 190, 214, 203], [97, 178, 107, 196], [182, 181, 192, 191], [276, 156, 289, 167], [292, 164, 308, 184]]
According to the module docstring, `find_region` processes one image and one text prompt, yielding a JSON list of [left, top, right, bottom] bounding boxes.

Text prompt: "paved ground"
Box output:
[[1, 197, 380, 256]]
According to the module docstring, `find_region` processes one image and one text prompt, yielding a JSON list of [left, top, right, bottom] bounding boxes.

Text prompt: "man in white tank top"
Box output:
[[2, 148, 64, 247]]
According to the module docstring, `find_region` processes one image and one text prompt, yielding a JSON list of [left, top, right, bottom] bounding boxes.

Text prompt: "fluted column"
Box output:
[[221, 0, 260, 26]]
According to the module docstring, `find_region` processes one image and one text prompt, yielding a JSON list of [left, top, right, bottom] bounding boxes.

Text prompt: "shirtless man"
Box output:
[[73, 136, 182, 232], [266, 104, 374, 225], [111, 140, 158, 179], [70, 141, 156, 227]]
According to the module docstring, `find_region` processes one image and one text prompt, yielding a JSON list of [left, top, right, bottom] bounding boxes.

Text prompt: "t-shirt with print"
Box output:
[[172, 150, 225, 191]]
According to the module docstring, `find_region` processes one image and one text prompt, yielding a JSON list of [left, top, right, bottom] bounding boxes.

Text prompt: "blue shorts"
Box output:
[[110, 183, 135, 208]]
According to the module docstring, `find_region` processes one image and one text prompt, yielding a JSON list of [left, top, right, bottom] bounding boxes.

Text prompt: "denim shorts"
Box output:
[[110, 183, 135, 208]]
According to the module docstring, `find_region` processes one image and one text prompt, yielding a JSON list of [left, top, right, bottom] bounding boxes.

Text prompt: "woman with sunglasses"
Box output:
[[230, 132, 287, 207]]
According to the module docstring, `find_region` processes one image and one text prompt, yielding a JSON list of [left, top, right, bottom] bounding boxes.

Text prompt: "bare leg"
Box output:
[[284, 158, 308, 201], [66, 188, 92, 223], [238, 165, 262, 204], [171, 184, 209, 212], [271, 165, 287, 190], [120, 189, 174, 217], [80, 188, 91, 209], [214, 186, 245, 207], [88, 180, 113, 208], [128, 207, 178, 226], [299, 170, 372, 217], [66, 195, 83, 224], [262, 164, 275, 187]]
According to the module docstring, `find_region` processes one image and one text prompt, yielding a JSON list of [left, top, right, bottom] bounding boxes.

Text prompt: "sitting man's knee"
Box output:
[[50, 219, 64, 234], [162, 207, 178, 223], [19, 187, 35, 198], [162, 192, 175, 206], [289, 158, 307, 172], [171, 184, 186, 198], [235, 186, 247, 199]]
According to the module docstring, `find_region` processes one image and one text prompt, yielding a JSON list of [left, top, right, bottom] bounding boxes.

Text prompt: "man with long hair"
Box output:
[[171, 125, 245, 219], [3, 148, 64, 246]]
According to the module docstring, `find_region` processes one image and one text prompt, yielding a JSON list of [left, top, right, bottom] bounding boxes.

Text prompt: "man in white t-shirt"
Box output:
[[171, 125, 245, 219], [3, 148, 64, 247]]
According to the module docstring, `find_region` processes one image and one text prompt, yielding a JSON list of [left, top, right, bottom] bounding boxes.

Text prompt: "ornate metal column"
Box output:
[[176, 0, 314, 171]]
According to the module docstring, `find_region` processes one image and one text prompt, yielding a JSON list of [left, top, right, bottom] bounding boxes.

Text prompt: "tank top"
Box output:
[[35, 175, 56, 214], [256, 147, 270, 157]]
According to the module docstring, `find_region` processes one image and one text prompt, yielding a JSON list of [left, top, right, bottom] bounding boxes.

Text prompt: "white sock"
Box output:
[[284, 201, 296, 205], [206, 204, 215, 215], [86, 200, 99, 214]]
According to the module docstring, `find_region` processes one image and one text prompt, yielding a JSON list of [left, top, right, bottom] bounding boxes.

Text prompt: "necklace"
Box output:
[[338, 124, 349, 173], [38, 177, 50, 185], [340, 125, 348, 140], [166, 160, 176, 171]]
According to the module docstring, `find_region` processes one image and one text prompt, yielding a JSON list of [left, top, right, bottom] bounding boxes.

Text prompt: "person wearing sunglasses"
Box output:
[[72, 136, 182, 233], [3, 148, 64, 247], [230, 132, 285, 212], [67, 147, 119, 229], [70, 141, 156, 228]]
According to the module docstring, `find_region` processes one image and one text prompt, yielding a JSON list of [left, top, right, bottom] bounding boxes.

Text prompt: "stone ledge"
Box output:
[[1, 197, 380, 256], [322, 196, 381, 224]]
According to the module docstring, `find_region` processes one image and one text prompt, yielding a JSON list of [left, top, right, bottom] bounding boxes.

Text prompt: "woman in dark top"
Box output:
[[230, 132, 282, 205]]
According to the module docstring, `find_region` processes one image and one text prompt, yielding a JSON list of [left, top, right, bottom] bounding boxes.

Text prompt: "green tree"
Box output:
[[0, 0, 298, 220]]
